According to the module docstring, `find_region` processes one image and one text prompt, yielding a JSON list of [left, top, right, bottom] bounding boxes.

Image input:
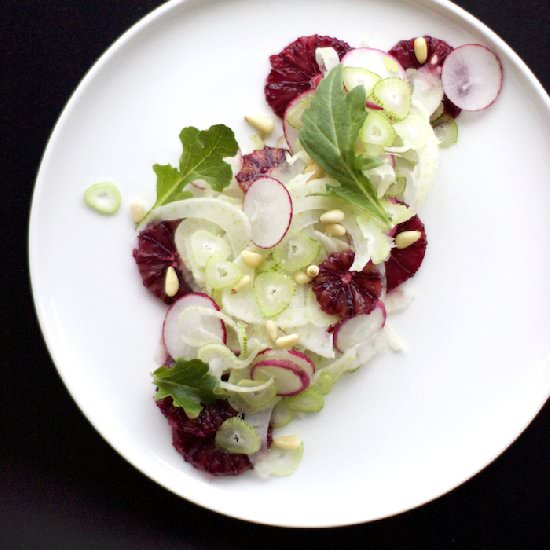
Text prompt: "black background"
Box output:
[[2, 1, 549, 548]]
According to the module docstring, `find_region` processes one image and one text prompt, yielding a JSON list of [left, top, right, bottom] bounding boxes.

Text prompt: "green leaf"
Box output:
[[179, 124, 238, 192], [148, 124, 238, 215], [355, 155, 386, 173], [327, 186, 389, 223], [299, 65, 391, 227], [153, 358, 219, 419], [152, 163, 183, 203]]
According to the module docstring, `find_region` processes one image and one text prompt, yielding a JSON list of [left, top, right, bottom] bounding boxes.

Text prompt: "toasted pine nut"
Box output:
[[130, 201, 146, 224], [325, 223, 346, 237], [273, 435, 302, 450], [319, 209, 345, 224], [294, 271, 311, 285], [395, 230, 421, 249], [241, 250, 264, 269], [245, 114, 275, 136], [306, 264, 319, 278], [164, 266, 179, 298], [265, 320, 279, 342], [275, 333, 300, 348], [232, 274, 252, 293], [413, 36, 428, 64]]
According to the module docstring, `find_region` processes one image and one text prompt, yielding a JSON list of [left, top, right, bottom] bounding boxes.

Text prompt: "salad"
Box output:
[[129, 34, 502, 477]]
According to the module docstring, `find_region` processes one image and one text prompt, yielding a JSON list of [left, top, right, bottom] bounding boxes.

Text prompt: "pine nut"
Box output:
[[130, 201, 146, 224], [395, 230, 421, 249], [294, 271, 311, 285], [273, 435, 302, 450], [325, 223, 346, 237], [164, 266, 179, 298], [244, 114, 275, 136], [306, 264, 319, 278], [320, 209, 345, 224], [414, 36, 428, 64], [275, 333, 300, 348], [241, 250, 264, 269], [232, 274, 252, 293], [265, 320, 279, 342]]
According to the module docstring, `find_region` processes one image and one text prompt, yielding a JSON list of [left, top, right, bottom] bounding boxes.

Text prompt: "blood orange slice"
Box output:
[[265, 34, 351, 118], [311, 250, 382, 319], [236, 147, 287, 192], [157, 397, 252, 476], [389, 35, 461, 117], [132, 221, 191, 304], [385, 215, 427, 291]]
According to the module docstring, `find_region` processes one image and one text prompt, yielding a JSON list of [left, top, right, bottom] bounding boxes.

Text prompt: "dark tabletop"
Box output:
[[2, 1, 549, 548]]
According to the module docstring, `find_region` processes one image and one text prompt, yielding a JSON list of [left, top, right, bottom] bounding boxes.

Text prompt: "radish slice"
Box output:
[[255, 348, 315, 377], [191, 180, 207, 190], [243, 177, 293, 249], [315, 46, 340, 74], [333, 301, 386, 352], [251, 359, 310, 396], [366, 100, 384, 111], [342, 48, 406, 80], [177, 306, 229, 348], [163, 293, 226, 360], [283, 90, 314, 153], [287, 349, 316, 376], [410, 68, 444, 118], [441, 44, 503, 111], [283, 122, 300, 155]]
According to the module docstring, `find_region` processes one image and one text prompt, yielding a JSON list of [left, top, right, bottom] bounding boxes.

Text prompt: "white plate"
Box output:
[[29, 0, 550, 527]]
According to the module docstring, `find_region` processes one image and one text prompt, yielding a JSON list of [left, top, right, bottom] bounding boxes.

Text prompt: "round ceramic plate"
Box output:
[[29, 0, 550, 528]]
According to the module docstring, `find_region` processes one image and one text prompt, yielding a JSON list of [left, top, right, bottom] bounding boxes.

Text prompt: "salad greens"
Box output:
[[153, 358, 219, 418], [148, 124, 238, 215], [299, 65, 391, 227]]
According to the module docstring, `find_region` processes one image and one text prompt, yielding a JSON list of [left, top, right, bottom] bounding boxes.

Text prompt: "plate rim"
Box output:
[[28, 0, 550, 528]]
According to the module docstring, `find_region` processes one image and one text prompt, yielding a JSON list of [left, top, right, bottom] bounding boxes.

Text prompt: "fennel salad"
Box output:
[[125, 34, 503, 477]]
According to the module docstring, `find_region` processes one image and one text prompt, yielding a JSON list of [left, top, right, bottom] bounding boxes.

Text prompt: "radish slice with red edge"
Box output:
[[251, 359, 310, 396], [287, 349, 316, 377], [333, 301, 386, 352], [255, 348, 315, 378], [283, 90, 314, 153], [366, 100, 384, 111], [283, 119, 300, 154], [191, 180, 207, 190], [342, 48, 406, 80], [441, 44, 503, 111], [243, 177, 293, 249], [162, 293, 226, 360]]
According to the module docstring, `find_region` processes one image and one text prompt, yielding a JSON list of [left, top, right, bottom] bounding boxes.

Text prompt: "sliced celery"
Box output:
[[84, 181, 121, 215]]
